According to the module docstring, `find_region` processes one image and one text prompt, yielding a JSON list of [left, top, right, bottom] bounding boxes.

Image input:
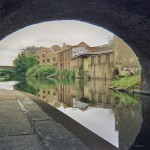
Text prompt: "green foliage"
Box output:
[[14, 81, 38, 95], [14, 77, 75, 95], [26, 78, 57, 89], [69, 70, 75, 79], [136, 67, 142, 74], [26, 64, 55, 78], [15, 54, 38, 76], [25, 77, 74, 90], [56, 70, 75, 79], [78, 67, 84, 77], [26, 63, 75, 79], [112, 74, 141, 90]]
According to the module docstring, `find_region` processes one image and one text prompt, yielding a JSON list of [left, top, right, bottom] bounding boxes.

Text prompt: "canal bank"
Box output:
[[109, 73, 150, 96], [0, 89, 117, 150]]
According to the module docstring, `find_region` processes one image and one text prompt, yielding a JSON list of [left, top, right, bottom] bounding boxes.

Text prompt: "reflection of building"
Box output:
[[37, 88, 58, 104], [35, 79, 115, 110], [115, 106, 142, 150], [73, 99, 88, 111], [58, 80, 115, 109]]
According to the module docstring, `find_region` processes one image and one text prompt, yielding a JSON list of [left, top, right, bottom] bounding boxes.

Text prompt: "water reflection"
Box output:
[[13, 78, 142, 149], [0, 81, 19, 90]]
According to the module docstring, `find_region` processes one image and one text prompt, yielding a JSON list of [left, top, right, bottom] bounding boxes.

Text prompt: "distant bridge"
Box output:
[[0, 66, 16, 73], [0, 66, 15, 70]]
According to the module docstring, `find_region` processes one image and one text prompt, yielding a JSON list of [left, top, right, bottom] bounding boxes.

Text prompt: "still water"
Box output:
[[0, 78, 143, 149]]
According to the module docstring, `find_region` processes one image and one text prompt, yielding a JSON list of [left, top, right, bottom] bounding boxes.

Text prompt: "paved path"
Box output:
[[0, 89, 118, 150]]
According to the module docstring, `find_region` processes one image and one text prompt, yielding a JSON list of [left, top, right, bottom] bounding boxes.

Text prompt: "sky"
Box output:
[[0, 20, 113, 66]]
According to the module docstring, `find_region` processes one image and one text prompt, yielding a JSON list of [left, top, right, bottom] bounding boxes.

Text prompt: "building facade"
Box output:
[[21, 46, 41, 57], [87, 46, 114, 79], [14, 37, 140, 79], [57, 43, 72, 70], [57, 42, 90, 71], [59, 43, 114, 79], [16, 45, 61, 66], [35, 45, 61, 66]]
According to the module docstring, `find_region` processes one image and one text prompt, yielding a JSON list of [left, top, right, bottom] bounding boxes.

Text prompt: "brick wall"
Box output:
[[113, 36, 141, 72]]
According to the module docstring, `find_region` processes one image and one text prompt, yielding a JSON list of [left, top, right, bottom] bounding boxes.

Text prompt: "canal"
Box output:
[[0, 78, 142, 149]]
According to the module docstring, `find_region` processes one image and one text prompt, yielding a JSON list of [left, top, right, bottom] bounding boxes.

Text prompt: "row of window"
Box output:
[[91, 54, 111, 65], [38, 90, 56, 96], [60, 51, 70, 61], [37, 57, 56, 63]]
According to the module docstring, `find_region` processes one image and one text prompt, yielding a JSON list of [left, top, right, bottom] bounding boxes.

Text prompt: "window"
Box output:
[[91, 57, 94, 65], [68, 51, 70, 58], [106, 54, 110, 63], [60, 54, 62, 61], [47, 59, 50, 62], [53, 57, 56, 61], [98, 55, 101, 64], [43, 60, 45, 63]]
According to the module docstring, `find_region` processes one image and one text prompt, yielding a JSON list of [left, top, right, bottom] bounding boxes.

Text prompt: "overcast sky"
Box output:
[[0, 20, 113, 66]]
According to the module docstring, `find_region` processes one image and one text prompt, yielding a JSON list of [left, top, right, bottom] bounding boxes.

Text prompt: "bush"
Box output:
[[15, 54, 38, 76], [26, 64, 75, 79], [56, 70, 75, 79], [26, 64, 56, 78]]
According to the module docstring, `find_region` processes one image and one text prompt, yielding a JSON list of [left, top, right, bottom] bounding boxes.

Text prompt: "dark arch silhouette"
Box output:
[[0, 1, 150, 149]]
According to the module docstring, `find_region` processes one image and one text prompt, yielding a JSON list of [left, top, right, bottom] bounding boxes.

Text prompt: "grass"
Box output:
[[112, 74, 141, 90]]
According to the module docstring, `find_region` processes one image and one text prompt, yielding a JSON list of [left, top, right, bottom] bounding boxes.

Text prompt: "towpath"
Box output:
[[0, 89, 118, 150]]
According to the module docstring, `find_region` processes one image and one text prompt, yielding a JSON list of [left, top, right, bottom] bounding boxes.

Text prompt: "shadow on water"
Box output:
[[13, 78, 148, 149], [130, 96, 150, 149]]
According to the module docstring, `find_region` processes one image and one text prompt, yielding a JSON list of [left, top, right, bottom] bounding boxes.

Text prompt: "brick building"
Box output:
[[13, 46, 40, 66], [21, 46, 40, 57], [86, 45, 114, 79], [35, 45, 61, 65], [35, 47, 50, 64], [57, 42, 114, 79], [14, 36, 140, 79], [57, 42, 91, 70], [17, 45, 61, 66], [57, 43, 72, 70]]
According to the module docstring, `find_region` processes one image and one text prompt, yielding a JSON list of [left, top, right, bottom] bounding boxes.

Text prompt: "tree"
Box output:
[[15, 54, 38, 76]]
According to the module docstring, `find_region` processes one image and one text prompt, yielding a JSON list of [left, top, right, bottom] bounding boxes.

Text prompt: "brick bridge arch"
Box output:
[[0, 0, 150, 91], [0, 1, 150, 148]]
